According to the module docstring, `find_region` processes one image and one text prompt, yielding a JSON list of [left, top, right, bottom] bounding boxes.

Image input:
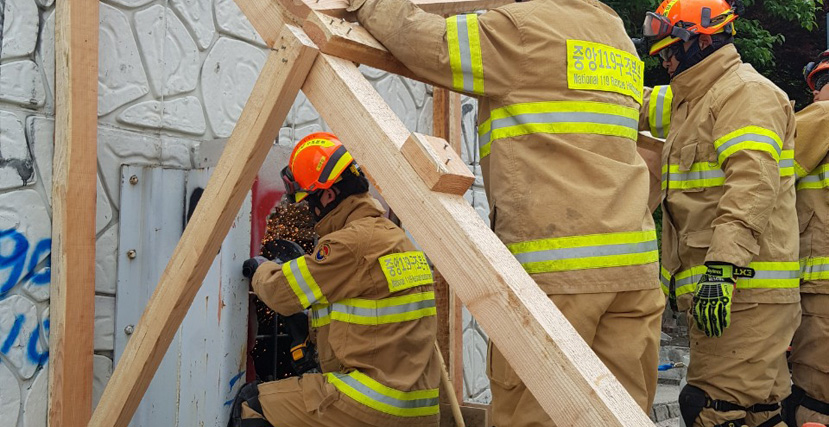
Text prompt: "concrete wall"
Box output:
[[0, 0, 494, 423]]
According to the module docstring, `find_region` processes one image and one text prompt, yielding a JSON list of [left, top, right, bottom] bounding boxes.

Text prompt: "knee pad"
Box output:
[[680, 385, 710, 427]]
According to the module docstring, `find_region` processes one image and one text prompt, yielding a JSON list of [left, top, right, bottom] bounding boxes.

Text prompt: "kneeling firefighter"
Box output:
[[235, 132, 441, 427]]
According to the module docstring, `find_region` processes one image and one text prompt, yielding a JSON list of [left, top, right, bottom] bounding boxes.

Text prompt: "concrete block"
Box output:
[[37, 9, 56, 112], [119, 97, 207, 135], [373, 75, 418, 132], [0, 362, 21, 426], [0, 189, 52, 296], [95, 295, 115, 351], [215, 0, 266, 46], [171, 0, 216, 50], [97, 176, 114, 234], [95, 225, 118, 295], [134, 5, 200, 97], [201, 37, 267, 137], [655, 404, 670, 422], [93, 355, 113, 409], [23, 365, 48, 427], [99, 3, 150, 116], [0, 60, 46, 107], [1, 0, 39, 59], [107, 0, 153, 9], [26, 116, 55, 205], [668, 402, 681, 419], [0, 295, 43, 379], [0, 110, 35, 190]]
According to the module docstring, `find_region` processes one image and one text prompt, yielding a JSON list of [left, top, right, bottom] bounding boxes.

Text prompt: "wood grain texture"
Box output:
[[49, 0, 99, 424], [233, 0, 294, 47], [401, 132, 474, 195], [303, 10, 428, 83], [286, 0, 512, 18], [303, 53, 654, 427], [87, 26, 319, 427]]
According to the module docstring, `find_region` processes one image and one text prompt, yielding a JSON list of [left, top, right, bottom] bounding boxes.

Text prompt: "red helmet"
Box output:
[[282, 132, 354, 202], [644, 0, 739, 57], [804, 50, 829, 91]]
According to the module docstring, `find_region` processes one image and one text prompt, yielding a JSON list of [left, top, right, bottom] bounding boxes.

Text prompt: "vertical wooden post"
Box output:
[[49, 0, 99, 424], [87, 26, 319, 427], [432, 87, 465, 403]]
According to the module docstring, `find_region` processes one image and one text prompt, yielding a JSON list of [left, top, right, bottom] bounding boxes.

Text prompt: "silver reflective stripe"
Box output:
[[780, 158, 794, 169], [455, 15, 475, 93], [755, 269, 801, 279], [802, 263, 829, 274], [479, 128, 491, 146], [491, 112, 638, 135], [331, 373, 440, 409], [799, 168, 829, 184], [289, 260, 320, 306], [663, 168, 725, 182], [312, 304, 330, 321], [331, 299, 436, 318], [654, 85, 669, 138], [716, 134, 781, 157], [513, 240, 657, 264]]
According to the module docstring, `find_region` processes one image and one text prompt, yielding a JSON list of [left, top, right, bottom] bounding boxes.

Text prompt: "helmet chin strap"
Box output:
[[306, 170, 370, 222], [673, 34, 733, 77]]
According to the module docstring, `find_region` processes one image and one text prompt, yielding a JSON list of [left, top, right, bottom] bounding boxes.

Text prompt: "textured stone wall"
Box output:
[[0, 0, 498, 423]]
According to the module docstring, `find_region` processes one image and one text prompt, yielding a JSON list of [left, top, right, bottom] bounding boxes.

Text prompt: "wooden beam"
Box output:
[[401, 132, 474, 195], [303, 53, 654, 427], [303, 10, 428, 83], [49, 0, 99, 424], [233, 0, 293, 47], [285, 0, 513, 18], [87, 26, 319, 427], [432, 86, 465, 402]]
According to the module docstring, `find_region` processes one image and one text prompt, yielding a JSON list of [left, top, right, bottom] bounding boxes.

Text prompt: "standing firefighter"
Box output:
[[238, 132, 441, 427], [783, 51, 829, 427], [348, 0, 664, 425], [641, 1, 800, 426]]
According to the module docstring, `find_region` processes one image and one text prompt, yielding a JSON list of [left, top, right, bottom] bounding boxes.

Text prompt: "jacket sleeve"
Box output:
[[705, 82, 791, 266], [350, 0, 521, 98], [251, 236, 362, 316], [639, 85, 673, 138], [794, 102, 829, 177]]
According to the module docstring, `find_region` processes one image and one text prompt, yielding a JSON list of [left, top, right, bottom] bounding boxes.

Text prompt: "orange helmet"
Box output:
[[644, 0, 739, 57], [804, 50, 829, 91], [282, 132, 354, 202]]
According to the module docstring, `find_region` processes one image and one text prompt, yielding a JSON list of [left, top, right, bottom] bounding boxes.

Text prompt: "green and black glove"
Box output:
[[692, 263, 743, 338]]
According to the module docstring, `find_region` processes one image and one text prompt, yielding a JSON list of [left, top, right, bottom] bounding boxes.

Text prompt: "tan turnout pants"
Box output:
[[241, 374, 439, 427], [487, 288, 665, 427], [685, 301, 801, 427], [790, 293, 829, 426]]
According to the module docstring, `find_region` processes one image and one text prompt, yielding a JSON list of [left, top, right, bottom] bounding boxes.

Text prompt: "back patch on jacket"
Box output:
[[566, 39, 644, 104]]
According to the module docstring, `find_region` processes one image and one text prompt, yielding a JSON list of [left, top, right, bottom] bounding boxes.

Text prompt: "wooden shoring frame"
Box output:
[[88, 1, 656, 426], [49, 0, 99, 425]]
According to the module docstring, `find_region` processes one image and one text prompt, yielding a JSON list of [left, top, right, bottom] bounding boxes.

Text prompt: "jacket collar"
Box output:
[[314, 193, 385, 237], [671, 44, 742, 103]]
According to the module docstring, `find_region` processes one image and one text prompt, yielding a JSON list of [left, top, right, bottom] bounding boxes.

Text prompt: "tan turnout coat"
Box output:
[[252, 193, 441, 426], [350, 0, 659, 294], [640, 45, 799, 307]]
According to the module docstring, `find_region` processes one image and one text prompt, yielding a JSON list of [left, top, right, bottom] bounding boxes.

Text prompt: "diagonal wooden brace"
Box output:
[[87, 25, 320, 427], [302, 53, 655, 426]]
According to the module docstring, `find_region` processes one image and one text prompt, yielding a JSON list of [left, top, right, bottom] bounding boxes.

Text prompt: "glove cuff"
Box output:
[[705, 262, 734, 280]]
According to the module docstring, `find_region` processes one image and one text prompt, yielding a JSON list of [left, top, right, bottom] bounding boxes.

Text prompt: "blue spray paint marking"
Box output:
[[229, 371, 245, 389], [0, 229, 51, 296], [27, 322, 48, 365], [0, 229, 30, 294], [1, 314, 25, 353]]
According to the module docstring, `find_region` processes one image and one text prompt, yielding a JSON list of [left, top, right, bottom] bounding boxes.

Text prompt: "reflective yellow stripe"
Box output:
[[648, 85, 672, 138], [326, 370, 439, 417], [801, 257, 829, 281], [661, 162, 724, 190], [663, 150, 796, 190], [794, 160, 809, 180], [478, 101, 639, 159], [779, 150, 795, 177], [797, 163, 829, 190], [508, 230, 658, 274], [311, 292, 437, 327], [713, 126, 783, 164], [664, 262, 801, 297], [446, 14, 484, 95], [282, 257, 328, 308]]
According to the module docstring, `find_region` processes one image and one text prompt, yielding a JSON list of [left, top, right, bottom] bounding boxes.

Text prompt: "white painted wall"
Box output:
[[0, 1, 493, 425]]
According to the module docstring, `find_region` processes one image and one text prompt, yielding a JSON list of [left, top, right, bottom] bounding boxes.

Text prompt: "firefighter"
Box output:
[[641, 1, 800, 426], [238, 132, 441, 427], [783, 51, 829, 427], [348, 0, 665, 425]]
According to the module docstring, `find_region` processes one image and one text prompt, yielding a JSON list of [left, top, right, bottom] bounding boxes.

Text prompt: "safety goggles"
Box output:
[[658, 44, 681, 62], [280, 166, 309, 203], [643, 12, 693, 42], [803, 51, 829, 84]]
